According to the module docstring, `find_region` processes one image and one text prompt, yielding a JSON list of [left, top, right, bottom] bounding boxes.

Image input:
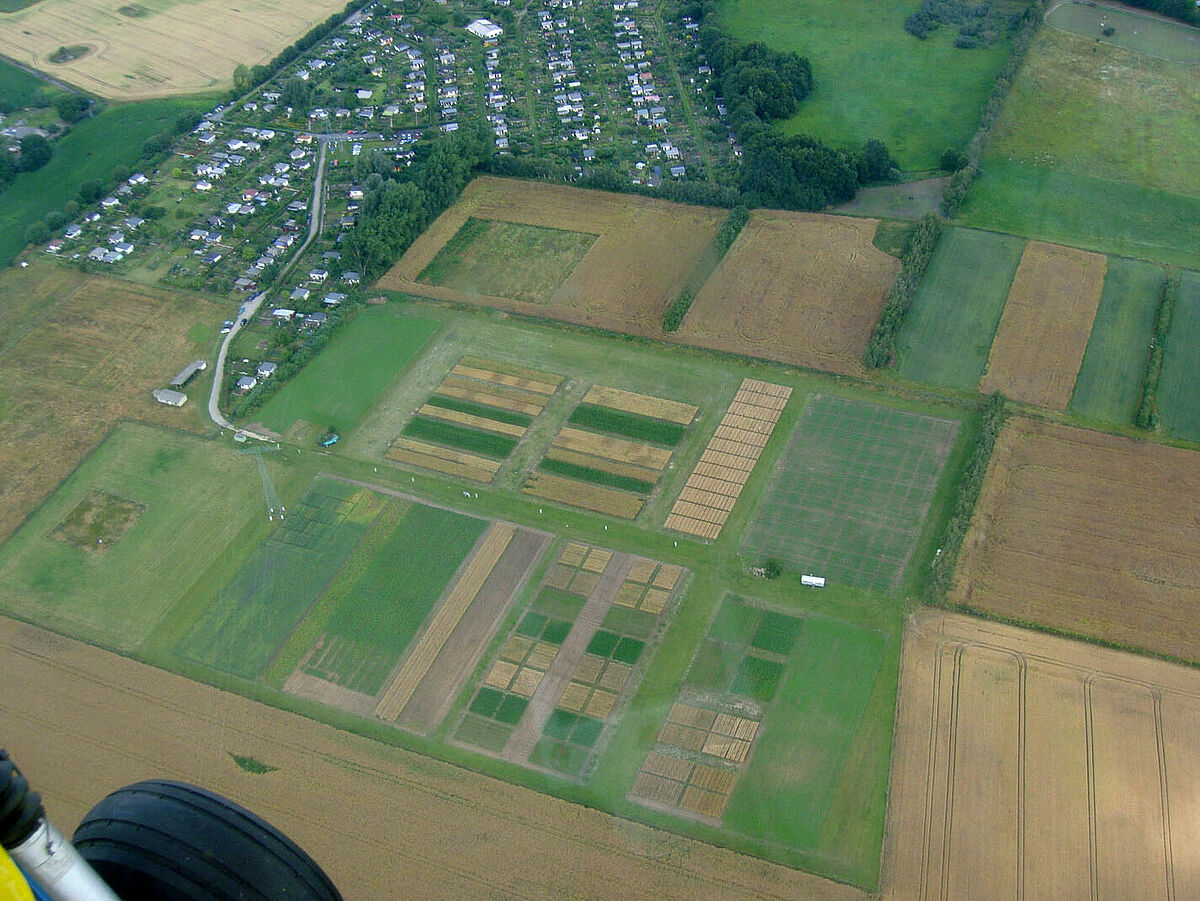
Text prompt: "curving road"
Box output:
[[208, 138, 331, 439]]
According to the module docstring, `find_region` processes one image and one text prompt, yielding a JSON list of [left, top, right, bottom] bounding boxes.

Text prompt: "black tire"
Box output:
[[72, 780, 340, 901]]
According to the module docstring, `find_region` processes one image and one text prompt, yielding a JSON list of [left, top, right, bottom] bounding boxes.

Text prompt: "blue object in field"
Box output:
[[319, 434, 339, 446]]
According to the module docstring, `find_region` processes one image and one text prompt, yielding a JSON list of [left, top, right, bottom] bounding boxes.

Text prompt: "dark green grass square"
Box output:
[[455, 714, 512, 752], [708, 597, 761, 645], [544, 709, 578, 740], [751, 611, 803, 656], [601, 605, 657, 639], [537, 458, 655, 495], [517, 612, 548, 638], [494, 694, 529, 725], [470, 686, 504, 717], [686, 639, 741, 693], [570, 715, 604, 748], [732, 655, 785, 703], [530, 737, 588, 776], [541, 618, 573, 644], [533, 587, 586, 620], [587, 630, 620, 657], [567, 404, 686, 446], [402, 416, 517, 459], [612, 636, 644, 665]]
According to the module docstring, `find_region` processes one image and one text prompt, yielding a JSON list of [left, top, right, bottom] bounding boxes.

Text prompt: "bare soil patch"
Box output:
[[380, 177, 727, 336], [954, 416, 1200, 662], [1, 616, 858, 900], [883, 609, 1200, 898], [979, 241, 1107, 408], [677, 210, 899, 377], [52, 490, 145, 552]]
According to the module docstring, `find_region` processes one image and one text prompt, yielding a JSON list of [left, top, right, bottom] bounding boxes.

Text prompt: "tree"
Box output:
[[16, 134, 53, 173], [54, 94, 91, 123], [856, 139, 898, 183], [25, 221, 50, 246], [280, 78, 310, 114], [232, 63, 253, 95]]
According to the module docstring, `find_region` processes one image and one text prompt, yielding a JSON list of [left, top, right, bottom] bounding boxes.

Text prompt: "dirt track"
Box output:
[[0, 617, 859, 900]]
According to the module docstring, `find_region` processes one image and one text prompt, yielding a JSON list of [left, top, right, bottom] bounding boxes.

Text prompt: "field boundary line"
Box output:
[[1016, 653, 1027, 900], [1084, 674, 1099, 900], [938, 643, 964, 900], [1153, 691, 1176, 900]]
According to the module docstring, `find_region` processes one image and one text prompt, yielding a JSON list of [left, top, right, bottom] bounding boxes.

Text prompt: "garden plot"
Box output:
[[387, 357, 562, 483], [524, 386, 697, 520], [666, 379, 791, 540], [455, 541, 687, 779], [741, 395, 957, 592]]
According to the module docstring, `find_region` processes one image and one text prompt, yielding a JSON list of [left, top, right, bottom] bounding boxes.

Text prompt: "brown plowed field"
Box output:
[[380, 177, 726, 335], [0, 0, 346, 99], [0, 618, 858, 899], [953, 416, 1200, 662], [979, 241, 1107, 408], [676, 210, 899, 376], [0, 263, 214, 545], [883, 609, 1200, 899]]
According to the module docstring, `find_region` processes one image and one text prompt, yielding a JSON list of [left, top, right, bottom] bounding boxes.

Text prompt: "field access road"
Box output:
[[207, 138, 331, 439]]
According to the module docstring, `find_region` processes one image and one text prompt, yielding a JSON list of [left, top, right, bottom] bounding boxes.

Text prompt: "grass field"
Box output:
[[0, 0, 349, 98], [1070, 257, 1164, 425], [895, 227, 1025, 389], [717, 0, 1018, 169], [0, 57, 47, 106], [1157, 269, 1200, 442], [0, 423, 262, 650], [0, 97, 210, 267], [962, 28, 1200, 268], [1046, 1, 1200, 64], [417, 218, 597, 304], [381, 177, 726, 337], [256, 308, 439, 439], [955, 417, 1200, 663], [741, 395, 958, 592]]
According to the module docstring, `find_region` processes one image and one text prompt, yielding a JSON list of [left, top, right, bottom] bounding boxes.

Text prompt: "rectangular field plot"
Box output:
[[741, 395, 957, 592], [895, 227, 1025, 390], [953, 417, 1200, 662], [1070, 257, 1165, 425], [1158, 269, 1200, 443], [416, 217, 597, 305], [666, 379, 791, 540], [388, 358, 562, 483], [455, 541, 687, 779], [884, 610, 1200, 899], [631, 595, 884, 845], [525, 386, 696, 520], [979, 241, 1107, 410]]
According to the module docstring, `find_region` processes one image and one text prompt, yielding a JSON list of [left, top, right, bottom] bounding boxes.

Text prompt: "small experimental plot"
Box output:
[[455, 541, 687, 779], [1157, 269, 1200, 443], [255, 308, 439, 442], [382, 177, 726, 336], [0, 423, 263, 651], [894, 228, 1025, 390], [665, 378, 791, 540], [741, 395, 957, 592], [0, 0, 343, 99], [631, 596, 884, 845], [954, 417, 1200, 663], [387, 358, 562, 483], [979, 241, 1107, 408], [677, 210, 899, 376], [524, 386, 697, 520], [884, 609, 1200, 899], [415, 217, 597, 304], [1069, 257, 1165, 425]]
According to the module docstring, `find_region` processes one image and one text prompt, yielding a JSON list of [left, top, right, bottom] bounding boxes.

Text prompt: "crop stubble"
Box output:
[[883, 609, 1200, 899], [954, 416, 1200, 662], [979, 241, 1107, 408]]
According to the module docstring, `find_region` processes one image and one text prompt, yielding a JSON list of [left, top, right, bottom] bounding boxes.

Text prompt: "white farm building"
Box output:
[[466, 19, 503, 40]]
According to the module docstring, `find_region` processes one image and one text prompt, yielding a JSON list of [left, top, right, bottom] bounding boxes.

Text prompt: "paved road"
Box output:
[[207, 138, 330, 439]]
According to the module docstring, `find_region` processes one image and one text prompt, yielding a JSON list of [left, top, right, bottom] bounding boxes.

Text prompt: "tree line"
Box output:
[[1135, 271, 1179, 430], [863, 214, 942, 367]]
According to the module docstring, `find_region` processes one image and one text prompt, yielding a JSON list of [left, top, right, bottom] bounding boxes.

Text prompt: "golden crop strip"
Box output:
[[543, 446, 663, 483], [553, 427, 672, 470], [581, 385, 698, 425], [418, 404, 527, 438], [388, 437, 502, 471], [523, 472, 644, 519], [666, 379, 791, 539], [452, 363, 560, 396], [374, 523, 517, 722], [434, 383, 546, 417]]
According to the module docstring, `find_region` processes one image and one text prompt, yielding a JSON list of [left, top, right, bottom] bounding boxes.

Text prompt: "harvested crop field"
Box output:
[[953, 417, 1200, 662], [883, 609, 1200, 899], [676, 210, 899, 376], [380, 177, 727, 335], [0, 0, 347, 98], [0, 618, 859, 900], [0, 264, 215, 544], [979, 241, 1107, 408]]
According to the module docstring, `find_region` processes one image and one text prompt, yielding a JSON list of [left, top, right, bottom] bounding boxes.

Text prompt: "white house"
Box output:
[[466, 19, 503, 40]]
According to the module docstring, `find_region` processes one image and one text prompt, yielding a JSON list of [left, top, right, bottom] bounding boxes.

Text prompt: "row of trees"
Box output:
[[863, 214, 942, 368], [740, 132, 898, 210], [1135, 272, 1179, 430], [1123, 0, 1198, 24]]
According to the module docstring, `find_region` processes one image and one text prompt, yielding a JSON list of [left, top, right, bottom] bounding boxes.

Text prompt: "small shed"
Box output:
[[152, 388, 188, 407], [170, 359, 208, 388]]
